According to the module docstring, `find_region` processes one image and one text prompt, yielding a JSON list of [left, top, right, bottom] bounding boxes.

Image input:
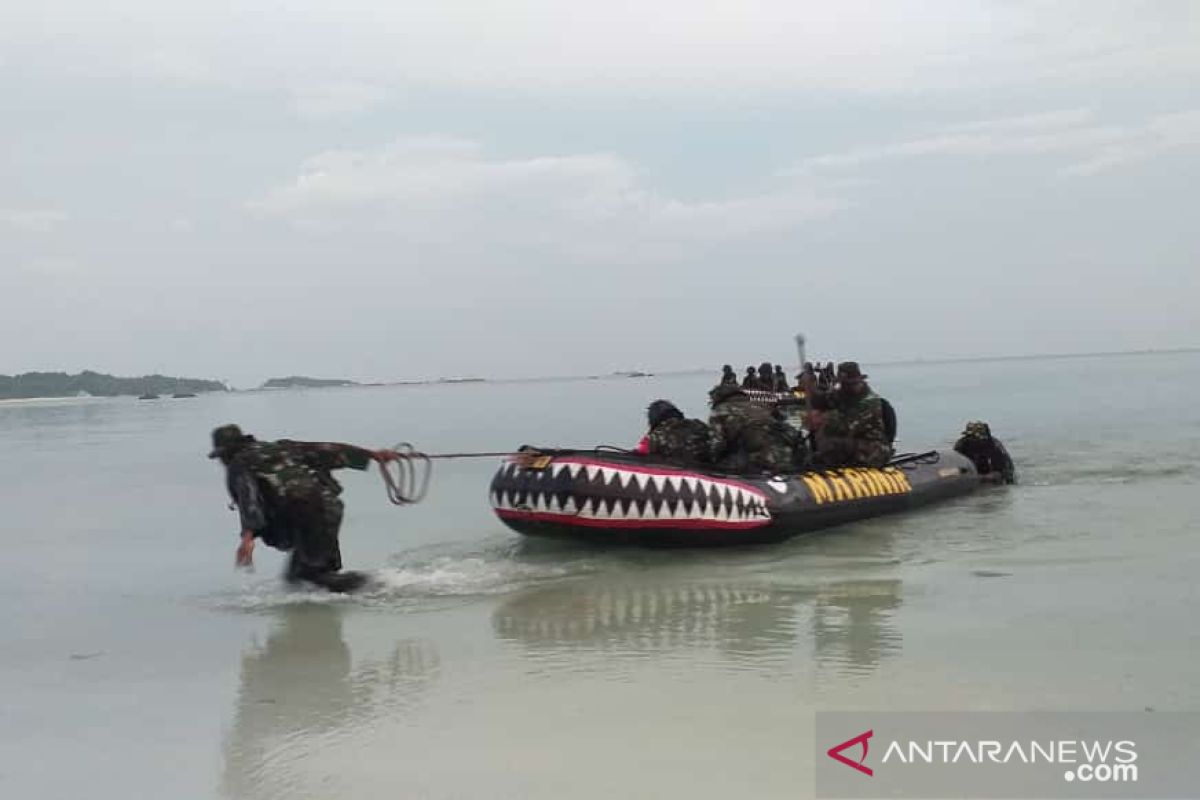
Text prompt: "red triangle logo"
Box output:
[[827, 729, 874, 776]]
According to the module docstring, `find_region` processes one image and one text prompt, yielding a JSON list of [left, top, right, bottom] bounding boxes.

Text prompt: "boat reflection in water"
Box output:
[[221, 605, 438, 800], [492, 575, 902, 675]]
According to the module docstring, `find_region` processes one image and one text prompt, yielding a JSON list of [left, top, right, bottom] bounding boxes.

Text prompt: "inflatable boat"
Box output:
[[489, 448, 981, 546]]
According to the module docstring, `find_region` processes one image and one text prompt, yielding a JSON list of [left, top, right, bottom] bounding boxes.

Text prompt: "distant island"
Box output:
[[0, 370, 226, 400], [260, 376, 359, 389]]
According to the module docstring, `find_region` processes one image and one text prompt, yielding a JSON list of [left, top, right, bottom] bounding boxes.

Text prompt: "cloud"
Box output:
[[248, 137, 847, 260], [4, 1, 1198, 93], [792, 108, 1200, 177], [1061, 110, 1200, 176], [290, 82, 392, 119], [0, 208, 68, 233]]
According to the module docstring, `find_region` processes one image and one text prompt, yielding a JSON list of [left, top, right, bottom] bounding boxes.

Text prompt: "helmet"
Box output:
[[708, 384, 746, 405], [963, 420, 992, 439], [647, 399, 684, 428], [208, 423, 253, 458]]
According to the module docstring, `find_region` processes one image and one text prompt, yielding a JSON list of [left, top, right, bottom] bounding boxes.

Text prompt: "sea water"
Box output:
[[1, 352, 1197, 799]]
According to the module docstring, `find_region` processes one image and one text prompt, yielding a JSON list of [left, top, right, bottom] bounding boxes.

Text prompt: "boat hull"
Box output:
[[489, 449, 981, 546]]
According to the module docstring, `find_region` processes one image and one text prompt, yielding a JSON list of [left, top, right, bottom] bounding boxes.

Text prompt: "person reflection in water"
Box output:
[[222, 605, 438, 800]]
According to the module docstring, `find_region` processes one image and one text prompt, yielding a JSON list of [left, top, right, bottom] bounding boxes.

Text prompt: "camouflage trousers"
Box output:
[[277, 494, 345, 585], [812, 437, 893, 469]]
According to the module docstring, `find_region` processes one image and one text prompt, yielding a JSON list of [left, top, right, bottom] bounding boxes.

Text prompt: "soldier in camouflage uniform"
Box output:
[[953, 421, 1016, 484], [209, 424, 399, 592], [811, 362, 893, 469], [707, 385, 805, 473], [643, 400, 713, 465]]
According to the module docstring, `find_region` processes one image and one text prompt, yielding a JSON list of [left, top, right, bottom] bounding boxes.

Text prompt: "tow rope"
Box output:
[[378, 445, 940, 505], [377, 444, 538, 505]]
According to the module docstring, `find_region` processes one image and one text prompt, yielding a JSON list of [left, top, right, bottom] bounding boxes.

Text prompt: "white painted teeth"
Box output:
[[492, 465, 770, 523]]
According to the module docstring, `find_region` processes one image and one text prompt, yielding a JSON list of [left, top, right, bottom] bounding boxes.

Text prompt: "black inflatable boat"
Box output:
[[489, 449, 981, 546]]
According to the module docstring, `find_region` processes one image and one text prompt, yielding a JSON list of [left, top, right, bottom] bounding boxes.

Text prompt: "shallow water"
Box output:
[[1, 353, 1198, 799]]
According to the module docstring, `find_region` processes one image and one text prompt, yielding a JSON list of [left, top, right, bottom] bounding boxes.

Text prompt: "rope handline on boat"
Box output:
[[379, 441, 941, 505]]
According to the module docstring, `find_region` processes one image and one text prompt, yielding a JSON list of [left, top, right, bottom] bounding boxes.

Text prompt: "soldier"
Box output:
[[953, 421, 1016, 484], [741, 366, 760, 390], [209, 424, 400, 592], [719, 364, 739, 386], [757, 362, 774, 390], [811, 362, 893, 469], [708, 385, 804, 473], [772, 364, 789, 392], [639, 400, 713, 465]]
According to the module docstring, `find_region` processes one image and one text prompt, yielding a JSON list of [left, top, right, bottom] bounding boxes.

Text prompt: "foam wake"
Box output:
[[220, 538, 598, 610]]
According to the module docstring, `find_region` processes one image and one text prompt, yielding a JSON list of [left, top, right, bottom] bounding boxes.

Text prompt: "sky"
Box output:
[[2, 1, 1198, 387]]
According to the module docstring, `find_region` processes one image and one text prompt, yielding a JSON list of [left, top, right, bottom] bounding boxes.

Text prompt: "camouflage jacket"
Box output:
[[647, 417, 713, 464], [708, 395, 799, 472], [822, 390, 888, 443], [226, 440, 374, 535]]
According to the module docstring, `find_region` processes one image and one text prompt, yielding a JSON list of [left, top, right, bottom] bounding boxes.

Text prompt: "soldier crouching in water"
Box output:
[[209, 424, 400, 593], [953, 421, 1016, 484]]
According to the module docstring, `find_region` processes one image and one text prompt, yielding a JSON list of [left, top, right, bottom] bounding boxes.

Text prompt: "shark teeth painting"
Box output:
[[490, 456, 772, 529]]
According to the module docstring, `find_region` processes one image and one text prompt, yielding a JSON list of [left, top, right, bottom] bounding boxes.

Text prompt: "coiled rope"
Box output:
[[377, 444, 540, 505], [378, 443, 433, 505]]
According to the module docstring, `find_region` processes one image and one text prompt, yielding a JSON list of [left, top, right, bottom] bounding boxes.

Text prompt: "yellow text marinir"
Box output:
[[800, 467, 913, 505]]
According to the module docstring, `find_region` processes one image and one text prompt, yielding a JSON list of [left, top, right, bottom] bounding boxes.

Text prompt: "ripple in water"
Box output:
[[218, 538, 598, 610]]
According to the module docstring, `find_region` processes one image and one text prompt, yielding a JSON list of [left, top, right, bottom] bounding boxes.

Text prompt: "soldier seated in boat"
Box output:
[[954, 421, 1016, 484], [719, 365, 738, 387], [757, 362, 774, 390], [708, 385, 806, 474], [741, 366, 761, 390], [633, 400, 713, 465], [772, 364, 790, 392], [810, 362, 894, 469]]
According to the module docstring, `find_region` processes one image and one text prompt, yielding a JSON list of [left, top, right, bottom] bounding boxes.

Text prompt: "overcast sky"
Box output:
[[2, 1, 1197, 386]]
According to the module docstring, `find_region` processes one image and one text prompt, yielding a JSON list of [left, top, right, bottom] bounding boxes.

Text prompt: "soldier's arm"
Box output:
[[228, 466, 269, 532], [280, 440, 380, 471], [993, 439, 1017, 484], [707, 417, 729, 461], [846, 399, 885, 439]]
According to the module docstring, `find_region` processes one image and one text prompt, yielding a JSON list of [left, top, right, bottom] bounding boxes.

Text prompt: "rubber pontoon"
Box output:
[[490, 449, 981, 546]]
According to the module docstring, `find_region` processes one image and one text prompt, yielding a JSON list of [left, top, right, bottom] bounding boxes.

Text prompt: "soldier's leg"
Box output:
[[813, 437, 854, 469], [855, 442, 893, 469], [285, 496, 344, 584]]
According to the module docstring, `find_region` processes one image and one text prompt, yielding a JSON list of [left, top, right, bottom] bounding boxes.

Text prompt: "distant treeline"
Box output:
[[260, 376, 358, 389], [0, 371, 227, 399]]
